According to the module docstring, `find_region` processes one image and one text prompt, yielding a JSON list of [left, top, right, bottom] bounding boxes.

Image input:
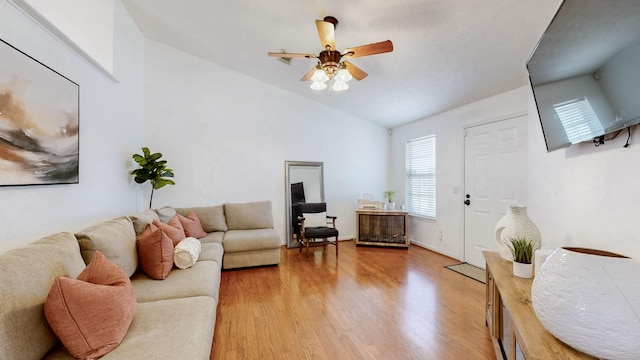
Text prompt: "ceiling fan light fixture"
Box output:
[[335, 67, 352, 82], [332, 80, 349, 92], [310, 81, 328, 90], [311, 68, 330, 83], [268, 16, 393, 93]]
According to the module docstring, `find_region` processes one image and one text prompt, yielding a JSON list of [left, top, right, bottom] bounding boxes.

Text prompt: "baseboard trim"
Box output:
[[410, 240, 460, 261]]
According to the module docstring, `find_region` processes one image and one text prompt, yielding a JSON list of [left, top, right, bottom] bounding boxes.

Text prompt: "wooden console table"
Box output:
[[355, 209, 408, 248], [483, 251, 594, 360]]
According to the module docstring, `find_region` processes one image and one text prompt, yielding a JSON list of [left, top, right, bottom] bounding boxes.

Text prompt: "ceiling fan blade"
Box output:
[[301, 66, 318, 81], [343, 61, 368, 80], [268, 52, 317, 58], [344, 40, 393, 58], [316, 20, 336, 50]]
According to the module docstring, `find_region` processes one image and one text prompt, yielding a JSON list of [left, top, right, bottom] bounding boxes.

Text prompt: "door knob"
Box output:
[[464, 199, 471, 206]]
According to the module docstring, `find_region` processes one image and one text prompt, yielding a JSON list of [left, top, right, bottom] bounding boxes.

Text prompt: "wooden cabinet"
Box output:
[[483, 251, 595, 360], [355, 210, 409, 248]]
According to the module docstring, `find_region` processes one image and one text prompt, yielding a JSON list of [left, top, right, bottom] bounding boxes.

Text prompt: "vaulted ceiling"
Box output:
[[122, 0, 561, 128]]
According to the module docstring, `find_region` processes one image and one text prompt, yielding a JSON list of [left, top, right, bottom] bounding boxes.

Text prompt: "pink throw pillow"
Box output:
[[153, 215, 185, 246], [137, 223, 174, 279], [177, 211, 208, 239], [44, 251, 136, 359]]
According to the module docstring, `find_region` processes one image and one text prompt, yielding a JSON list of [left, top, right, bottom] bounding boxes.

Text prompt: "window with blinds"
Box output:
[[554, 97, 604, 144], [406, 135, 436, 218]]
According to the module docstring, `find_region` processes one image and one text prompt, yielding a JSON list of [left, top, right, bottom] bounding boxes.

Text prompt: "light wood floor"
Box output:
[[211, 241, 495, 360]]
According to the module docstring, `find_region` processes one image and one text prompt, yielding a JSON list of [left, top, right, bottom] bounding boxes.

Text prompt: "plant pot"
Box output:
[[385, 202, 395, 210], [512, 261, 532, 278]]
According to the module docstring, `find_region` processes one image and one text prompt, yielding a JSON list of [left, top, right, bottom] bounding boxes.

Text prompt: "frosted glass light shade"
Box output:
[[332, 81, 348, 92], [532, 248, 640, 359], [335, 68, 352, 82], [310, 81, 327, 90], [310, 69, 329, 82]]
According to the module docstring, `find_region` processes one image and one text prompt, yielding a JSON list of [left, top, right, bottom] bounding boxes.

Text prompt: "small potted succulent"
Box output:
[[504, 236, 536, 278], [383, 190, 397, 210]]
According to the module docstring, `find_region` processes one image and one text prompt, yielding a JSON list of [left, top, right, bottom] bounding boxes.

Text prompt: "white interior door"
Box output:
[[463, 115, 528, 268]]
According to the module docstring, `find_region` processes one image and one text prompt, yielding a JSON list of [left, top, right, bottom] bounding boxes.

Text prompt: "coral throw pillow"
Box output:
[[137, 223, 174, 279], [153, 215, 185, 246], [177, 211, 208, 239], [44, 251, 136, 360]]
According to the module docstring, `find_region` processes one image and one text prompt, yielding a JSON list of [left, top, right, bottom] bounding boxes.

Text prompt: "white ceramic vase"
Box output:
[[494, 205, 541, 261], [532, 248, 640, 359]]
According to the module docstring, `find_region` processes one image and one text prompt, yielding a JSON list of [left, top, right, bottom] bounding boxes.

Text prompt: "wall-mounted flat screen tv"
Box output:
[[527, 0, 640, 152]]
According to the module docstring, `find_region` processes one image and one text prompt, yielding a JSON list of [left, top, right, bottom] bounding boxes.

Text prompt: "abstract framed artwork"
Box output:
[[0, 38, 79, 186]]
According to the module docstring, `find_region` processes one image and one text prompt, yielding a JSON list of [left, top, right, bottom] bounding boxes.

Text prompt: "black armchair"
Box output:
[[298, 202, 338, 259]]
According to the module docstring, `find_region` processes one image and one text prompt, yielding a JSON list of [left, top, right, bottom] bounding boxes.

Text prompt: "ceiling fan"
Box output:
[[268, 16, 394, 92]]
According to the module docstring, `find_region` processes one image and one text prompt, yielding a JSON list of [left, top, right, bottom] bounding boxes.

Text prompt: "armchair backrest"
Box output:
[[298, 202, 327, 214]]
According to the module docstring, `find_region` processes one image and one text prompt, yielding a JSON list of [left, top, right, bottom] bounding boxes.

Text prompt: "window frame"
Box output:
[[405, 135, 436, 219]]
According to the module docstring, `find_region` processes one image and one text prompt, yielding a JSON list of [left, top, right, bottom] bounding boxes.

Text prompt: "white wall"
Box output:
[[24, 0, 115, 74], [142, 39, 389, 244], [528, 86, 640, 259], [390, 87, 529, 259], [0, 1, 144, 254]]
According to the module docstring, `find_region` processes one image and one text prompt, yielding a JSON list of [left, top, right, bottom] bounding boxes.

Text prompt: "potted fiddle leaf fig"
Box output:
[[504, 236, 536, 278], [131, 147, 175, 208]]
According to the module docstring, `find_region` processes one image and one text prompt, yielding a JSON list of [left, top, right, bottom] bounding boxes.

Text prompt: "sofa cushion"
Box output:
[[222, 229, 280, 252], [129, 209, 159, 236], [224, 200, 274, 230], [177, 211, 208, 238], [0, 232, 86, 360], [153, 216, 185, 246], [44, 251, 136, 360], [199, 242, 224, 265], [175, 205, 228, 232], [131, 260, 221, 303], [155, 206, 177, 223], [174, 237, 201, 269], [43, 296, 216, 360], [75, 217, 138, 277], [137, 223, 174, 280], [223, 248, 281, 270], [199, 231, 224, 244]]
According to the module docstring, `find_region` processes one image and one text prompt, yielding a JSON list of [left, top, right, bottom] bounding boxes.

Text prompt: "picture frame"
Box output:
[[0, 38, 79, 186]]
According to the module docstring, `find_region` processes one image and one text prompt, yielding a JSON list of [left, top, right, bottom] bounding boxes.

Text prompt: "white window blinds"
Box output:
[[406, 135, 436, 218], [554, 97, 604, 144]]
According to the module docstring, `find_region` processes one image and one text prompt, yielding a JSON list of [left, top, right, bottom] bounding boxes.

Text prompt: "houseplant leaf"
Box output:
[[130, 147, 175, 208]]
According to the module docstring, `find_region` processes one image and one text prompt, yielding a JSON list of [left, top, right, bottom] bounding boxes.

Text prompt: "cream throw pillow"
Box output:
[[302, 212, 327, 228], [174, 237, 201, 269]]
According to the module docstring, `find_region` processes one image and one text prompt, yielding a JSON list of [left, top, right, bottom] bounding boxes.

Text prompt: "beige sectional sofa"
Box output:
[[174, 200, 281, 270], [0, 200, 280, 359]]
